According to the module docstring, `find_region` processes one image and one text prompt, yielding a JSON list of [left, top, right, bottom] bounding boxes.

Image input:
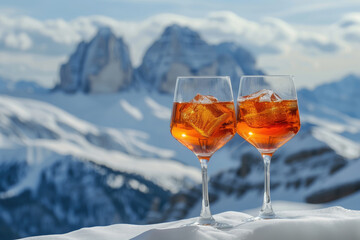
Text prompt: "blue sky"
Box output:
[[1, 0, 360, 88], [2, 0, 360, 23]]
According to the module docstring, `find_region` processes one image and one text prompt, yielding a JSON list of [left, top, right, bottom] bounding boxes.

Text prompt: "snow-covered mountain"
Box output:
[[295, 74, 360, 204], [0, 76, 49, 94], [58, 24, 263, 94], [298, 74, 360, 144], [0, 95, 200, 239], [59, 27, 133, 93], [1, 24, 360, 239], [299, 74, 360, 119], [3, 74, 359, 235], [136, 24, 263, 94]]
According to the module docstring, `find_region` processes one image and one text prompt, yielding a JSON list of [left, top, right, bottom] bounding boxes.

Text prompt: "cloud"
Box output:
[[297, 33, 340, 53], [4, 32, 32, 50], [0, 51, 65, 87], [338, 12, 360, 28], [274, 1, 360, 18], [336, 12, 360, 43], [0, 11, 347, 59], [0, 11, 360, 88]]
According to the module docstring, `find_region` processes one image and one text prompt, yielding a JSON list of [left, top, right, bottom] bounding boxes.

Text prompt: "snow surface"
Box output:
[[119, 99, 143, 121], [22, 206, 360, 240], [0, 94, 201, 193], [6, 90, 235, 173], [2, 86, 360, 210]]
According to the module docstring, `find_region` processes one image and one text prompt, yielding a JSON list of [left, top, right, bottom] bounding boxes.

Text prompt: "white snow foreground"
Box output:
[[23, 207, 360, 240]]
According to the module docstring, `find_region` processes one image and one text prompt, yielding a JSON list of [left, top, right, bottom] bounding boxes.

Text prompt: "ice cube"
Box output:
[[242, 102, 287, 128], [192, 94, 218, 104], [241, 89, 282, 103], [182, 94, 229, 137]]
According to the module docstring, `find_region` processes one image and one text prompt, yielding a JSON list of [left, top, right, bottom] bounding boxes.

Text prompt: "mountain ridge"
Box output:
[[59, 27, 133, 93], [58, 24, 263, 94]]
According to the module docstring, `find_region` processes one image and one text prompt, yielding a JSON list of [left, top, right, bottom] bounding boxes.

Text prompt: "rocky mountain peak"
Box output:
[[59, 24, 263, 94], [161, 24, 204, 44], [136, 24, 263, 94], [59, 27, 133, 94], [96, 26, 113, 37]]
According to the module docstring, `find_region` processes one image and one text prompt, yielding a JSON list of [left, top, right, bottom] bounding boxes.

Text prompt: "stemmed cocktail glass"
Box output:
[[236, 75, 301, 219], [170, 76, 236, 228]]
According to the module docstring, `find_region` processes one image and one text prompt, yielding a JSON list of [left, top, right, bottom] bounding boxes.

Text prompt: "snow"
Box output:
[[0, 147, 53, 199], [312, 126, 360, 159], [119, 99, 143, 121], [106, 174, 125, 189], [308, 157, 360, 192], [22, 206, 360, 240], [0, 94, 201, 193], [243, 201, 323, 216], [329, 191, 360, 210], [145, 96, 171, 120]]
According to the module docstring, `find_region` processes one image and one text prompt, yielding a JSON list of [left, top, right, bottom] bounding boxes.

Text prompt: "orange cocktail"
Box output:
[[171, 94, 236, 160], [237, 92, 300, 155]]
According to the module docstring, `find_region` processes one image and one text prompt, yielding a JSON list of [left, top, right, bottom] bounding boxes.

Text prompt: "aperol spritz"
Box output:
[[170, 77, 236, 228], [237, 76, 300, 219]]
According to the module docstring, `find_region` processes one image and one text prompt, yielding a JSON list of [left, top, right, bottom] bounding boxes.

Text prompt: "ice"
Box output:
[[241, 89, 282, 103], [244, 105, 287, 128], [182, 94, 230, 137], [240, 90, 287, 128], [191, 93, 218, 104]]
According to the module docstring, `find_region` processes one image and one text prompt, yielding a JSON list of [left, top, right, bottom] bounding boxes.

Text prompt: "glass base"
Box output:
[[184, 217, 232, 229], [258, 211, 276, 220], [244, 212, 277, 222], [236, 212, 277, 224]]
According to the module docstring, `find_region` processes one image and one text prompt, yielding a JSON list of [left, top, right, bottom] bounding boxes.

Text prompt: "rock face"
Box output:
[[0, 156, 170, 239], [0, 95, 200, 240], [59, 27, 133, 93], [59, 24, 263, 94], [136, 24, 263, 94]]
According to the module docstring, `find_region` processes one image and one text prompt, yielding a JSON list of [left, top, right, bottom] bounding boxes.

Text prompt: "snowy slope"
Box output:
[[0, 76, 48, 94], [8, 90, 237, 174], [8, 80, 359, 226], [5, 75, 360, 226], [22, 206, 360, 240], [298, 74, 360, 145], [0, 94, 200, 191], [0, 94, 201, 239]]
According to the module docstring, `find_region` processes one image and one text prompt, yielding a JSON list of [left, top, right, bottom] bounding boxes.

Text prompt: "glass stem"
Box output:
[[198, 159, 214, 224], [260, 154, 275, 218]]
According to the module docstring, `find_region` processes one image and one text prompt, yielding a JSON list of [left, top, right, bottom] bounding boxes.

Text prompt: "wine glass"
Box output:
[[170, 76, 236, 228], [236, 75, 301, 219]]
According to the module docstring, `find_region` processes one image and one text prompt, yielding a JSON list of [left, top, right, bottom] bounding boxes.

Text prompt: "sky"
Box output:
[[1, 0, 360, 89]]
